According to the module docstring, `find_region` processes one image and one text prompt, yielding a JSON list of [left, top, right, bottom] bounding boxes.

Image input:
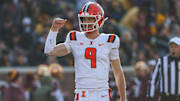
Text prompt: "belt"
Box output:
[[161, 92, 180, 96], [161, 93, 180, 101]]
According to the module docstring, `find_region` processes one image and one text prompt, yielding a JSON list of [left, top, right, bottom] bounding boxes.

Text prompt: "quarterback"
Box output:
[[44, 2, 126, 101]]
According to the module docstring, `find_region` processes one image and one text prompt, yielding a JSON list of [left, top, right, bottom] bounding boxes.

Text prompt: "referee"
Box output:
[[147, 37, 180, 101]]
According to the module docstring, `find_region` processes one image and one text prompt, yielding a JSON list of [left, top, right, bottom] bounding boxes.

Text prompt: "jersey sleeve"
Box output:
[[109, 35, 120, 60], [64, 32, 72, 53], [111, 35, 120, 49]]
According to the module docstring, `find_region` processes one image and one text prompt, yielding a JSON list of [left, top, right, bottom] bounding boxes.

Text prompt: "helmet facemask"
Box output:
[[78, 14, 102, 32]]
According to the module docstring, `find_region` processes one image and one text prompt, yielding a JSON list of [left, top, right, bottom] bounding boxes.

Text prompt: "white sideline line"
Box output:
[[0, 66, 133, 74]]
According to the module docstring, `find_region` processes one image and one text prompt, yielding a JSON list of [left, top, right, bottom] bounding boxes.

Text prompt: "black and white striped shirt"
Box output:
[[148, 55, 180, 98]]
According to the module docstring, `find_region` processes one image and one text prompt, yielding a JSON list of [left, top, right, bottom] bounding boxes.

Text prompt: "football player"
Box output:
[[44, 2, 126, 101]]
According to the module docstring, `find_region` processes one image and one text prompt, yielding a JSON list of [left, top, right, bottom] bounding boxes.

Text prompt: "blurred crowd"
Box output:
[[0, 60, 160, 101], [0, 63, 65, 101], [99, 0, 180, 65], [0, 0, 180, 66]]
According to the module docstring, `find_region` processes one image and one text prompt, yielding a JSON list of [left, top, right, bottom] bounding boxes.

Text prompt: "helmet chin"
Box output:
[[86, 29, 98, 34], [79, 22, 99, 33]]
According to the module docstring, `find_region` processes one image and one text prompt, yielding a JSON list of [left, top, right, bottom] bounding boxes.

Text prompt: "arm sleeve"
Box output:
[[63, 32, 72, 53], [110, 35, 120, 60], [147, 58, 161, 98], [44, 30, 58, 54]]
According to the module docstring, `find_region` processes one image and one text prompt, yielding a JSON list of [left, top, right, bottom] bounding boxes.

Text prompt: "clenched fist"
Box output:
[[51, 18, 67, 32]]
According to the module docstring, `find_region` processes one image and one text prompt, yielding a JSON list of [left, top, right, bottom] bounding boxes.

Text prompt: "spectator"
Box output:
[[49, 63, 64, 101], [0, 81, 7, 101], [32, 76, 56, 101], [32, 64, 56, 101], [120, 30, 134, 65], [13, 52, 28, 66], [23, 71, 36, 101], [128, 61, 149, 101], [147, 59, 156, 73], [0, 50, 10, 66], [28, 42, 47, 66], [170, 24, 180, 38], [154, 26, 169, 56], [3, 70, 26, 101]]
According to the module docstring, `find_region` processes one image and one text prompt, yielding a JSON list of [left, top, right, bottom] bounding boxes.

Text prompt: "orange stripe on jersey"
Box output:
[[71, 32, 75, 40], [109, 88, 112, 99], [107, 35, 116, 43], [109, 35, 114, 43], [70, 31, 76, 40], [76, 93, 79, 100]]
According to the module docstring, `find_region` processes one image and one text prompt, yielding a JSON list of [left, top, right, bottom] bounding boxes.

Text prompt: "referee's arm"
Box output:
[[147, 58, 161, 99]]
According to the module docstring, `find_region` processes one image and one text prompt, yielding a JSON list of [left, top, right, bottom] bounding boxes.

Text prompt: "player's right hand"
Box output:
[[51, 18, 67, 32]]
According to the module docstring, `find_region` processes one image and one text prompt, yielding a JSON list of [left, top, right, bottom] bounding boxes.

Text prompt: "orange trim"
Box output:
[[109, 88, 112, 99], [71, 31, 75, 40], [76, 93, 79, 100], [109, 35, 115, 43], [82, 90, 86, 97]]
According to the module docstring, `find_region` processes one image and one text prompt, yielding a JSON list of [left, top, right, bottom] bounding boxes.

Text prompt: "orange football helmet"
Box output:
[[78, 2, 108, 32]]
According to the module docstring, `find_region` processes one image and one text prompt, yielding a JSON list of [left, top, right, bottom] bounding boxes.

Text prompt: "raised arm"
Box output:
[[111, 59, 126, 101], [44, 18, 70, 57]]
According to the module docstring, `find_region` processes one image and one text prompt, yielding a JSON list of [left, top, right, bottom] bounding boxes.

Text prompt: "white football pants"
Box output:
[[74, 88, 111, 101]]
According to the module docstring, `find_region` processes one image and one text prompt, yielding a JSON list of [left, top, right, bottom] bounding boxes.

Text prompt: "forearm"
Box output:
[[111, 59, 126, 101], [44, 30, 58, 54], [114, 67, 126, 101]]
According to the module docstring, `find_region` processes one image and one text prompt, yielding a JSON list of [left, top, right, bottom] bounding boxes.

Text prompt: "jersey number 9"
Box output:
[[85, 48, 96, 68]]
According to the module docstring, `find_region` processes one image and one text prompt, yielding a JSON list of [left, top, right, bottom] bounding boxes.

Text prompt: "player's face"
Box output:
[[80, 17, 96, 31], [169, 43, 180, 58], [81, 17, 96, 23]]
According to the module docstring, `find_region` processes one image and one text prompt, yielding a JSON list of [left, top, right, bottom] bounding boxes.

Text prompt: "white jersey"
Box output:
[[64, 31, 120, 89]]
